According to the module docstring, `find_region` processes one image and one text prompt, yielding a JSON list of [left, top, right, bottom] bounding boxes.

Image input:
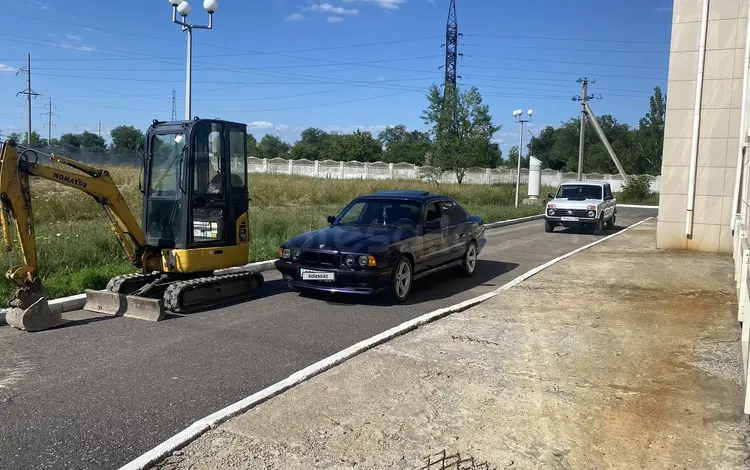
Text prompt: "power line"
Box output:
[[462, 43, 668, 54], [466, 33, 670, 45], [468, 54, 668, 70]]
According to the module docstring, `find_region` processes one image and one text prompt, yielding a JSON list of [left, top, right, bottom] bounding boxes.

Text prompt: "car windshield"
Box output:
[[336, 199, 421, 227], [557, 184, 602, 200]]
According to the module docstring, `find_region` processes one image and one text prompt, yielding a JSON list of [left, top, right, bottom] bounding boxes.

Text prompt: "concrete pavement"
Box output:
[[0, 208, 654, 470], [153, 219, 750, 470]]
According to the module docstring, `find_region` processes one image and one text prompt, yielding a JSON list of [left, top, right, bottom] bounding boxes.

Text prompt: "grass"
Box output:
[[615, 191, 660, 206], [0, 168, 556, 303]]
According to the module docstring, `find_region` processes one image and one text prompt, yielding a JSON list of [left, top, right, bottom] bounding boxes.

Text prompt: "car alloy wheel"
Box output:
[[392, 257, 413, 302], [461, 242, 477, 276]]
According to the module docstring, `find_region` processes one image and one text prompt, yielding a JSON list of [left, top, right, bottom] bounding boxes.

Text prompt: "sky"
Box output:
[[0, 0, 673, 155]]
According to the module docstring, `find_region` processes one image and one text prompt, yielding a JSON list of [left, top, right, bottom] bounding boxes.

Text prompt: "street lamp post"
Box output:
[[169, 0, 218, 120], [512, 108, 533, 208]]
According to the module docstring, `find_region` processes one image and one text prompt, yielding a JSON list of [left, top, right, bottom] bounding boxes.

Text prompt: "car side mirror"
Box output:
[[547, 193, 556, 199], [327, 215, 336, 224]]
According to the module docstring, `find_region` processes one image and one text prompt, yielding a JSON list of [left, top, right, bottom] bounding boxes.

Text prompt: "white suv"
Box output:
[[544, 181, 616, 233]]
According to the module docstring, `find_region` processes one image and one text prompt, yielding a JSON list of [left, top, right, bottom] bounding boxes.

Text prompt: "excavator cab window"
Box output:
[[144, 131, 186, 248], [191, 122, 226, 244]]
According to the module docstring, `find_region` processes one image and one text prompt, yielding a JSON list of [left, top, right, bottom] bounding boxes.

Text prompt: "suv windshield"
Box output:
[[336, 199, 421, 228], [557, 184, 602, 200]]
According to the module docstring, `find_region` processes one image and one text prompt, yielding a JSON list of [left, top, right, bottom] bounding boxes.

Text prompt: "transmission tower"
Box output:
[[41, 97, 59, 145], [442, 0, 462, 89], [16, 54, 41, 146], [171, 90, 177, 121]]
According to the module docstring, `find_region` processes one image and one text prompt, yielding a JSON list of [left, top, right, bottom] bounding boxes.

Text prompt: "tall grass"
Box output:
[[0, 169, 549, 303]]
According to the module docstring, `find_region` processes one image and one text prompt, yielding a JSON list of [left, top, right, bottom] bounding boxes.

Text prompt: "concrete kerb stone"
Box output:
[[118, 216, 654, 470], [618, 204, 659, 209], [0, 215, 546, 327]]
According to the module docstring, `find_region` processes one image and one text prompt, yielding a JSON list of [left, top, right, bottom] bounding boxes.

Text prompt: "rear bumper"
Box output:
[[275, 260, 392, 294]]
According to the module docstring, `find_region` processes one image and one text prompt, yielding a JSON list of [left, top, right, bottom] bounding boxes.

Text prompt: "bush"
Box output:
[[621, 175, 653, 203]]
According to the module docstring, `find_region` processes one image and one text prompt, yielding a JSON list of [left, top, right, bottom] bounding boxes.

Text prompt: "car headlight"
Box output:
[[292, 249, 300, 260], [345, 255, 355, 267], [587, 210, 595, 218], [357, 255, 369, 267], [548, 209, 555, 216], [281, 248, 291, 259]]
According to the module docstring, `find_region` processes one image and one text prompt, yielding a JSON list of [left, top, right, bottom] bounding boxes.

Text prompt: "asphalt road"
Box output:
[[0, 207, 655, 470]]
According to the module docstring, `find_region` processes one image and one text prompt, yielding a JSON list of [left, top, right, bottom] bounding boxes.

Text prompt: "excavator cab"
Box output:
[[142, 118, 250, 272]]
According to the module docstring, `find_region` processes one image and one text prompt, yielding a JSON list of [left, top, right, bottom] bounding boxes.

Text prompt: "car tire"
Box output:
[[544, 219, 554, 233], [606, 214, 616, 230], [459, 241, 478, 277], [389, 256, 413, 303], [595, 214, 605, 234]]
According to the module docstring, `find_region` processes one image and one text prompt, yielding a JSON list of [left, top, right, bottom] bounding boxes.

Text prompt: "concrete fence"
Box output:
[[248, 157, 662, 192]]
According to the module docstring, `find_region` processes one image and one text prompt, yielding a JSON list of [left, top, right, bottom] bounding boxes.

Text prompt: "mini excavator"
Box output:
[[0, 118, 264, 331]]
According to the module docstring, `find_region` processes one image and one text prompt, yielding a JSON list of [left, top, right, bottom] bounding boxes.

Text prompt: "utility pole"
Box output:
[[573, 78, 597, 180], [442, 0, 462, 89], [171, 90, 177, 121], [98, 121, 102, 138], [41, 97, 59, 145], [16, 54, 40, 146], [572, 79, 628, 182]]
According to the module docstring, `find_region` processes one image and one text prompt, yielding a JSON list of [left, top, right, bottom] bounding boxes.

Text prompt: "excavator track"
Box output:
[[163, 271, 265, 314], [106, 272, 163, 295]]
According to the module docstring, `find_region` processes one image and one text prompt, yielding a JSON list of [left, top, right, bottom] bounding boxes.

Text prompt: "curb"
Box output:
[[0, 214, 545, 327], [119, 216, 654, 470], [484, 214, 543, 229], [618, 204, 659, 209]]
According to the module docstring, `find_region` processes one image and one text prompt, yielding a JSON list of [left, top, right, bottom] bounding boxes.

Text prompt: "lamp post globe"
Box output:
[[177, 1, 192, 16], [169, 0, 182, 5], [204, 0, 218, 13]]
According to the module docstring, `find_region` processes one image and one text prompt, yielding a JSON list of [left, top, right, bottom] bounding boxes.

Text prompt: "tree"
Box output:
[[422, 84, 501, 184], [634, 86, 666, 175], [60, 133, 82, 148], [8, 131, 43, 147], [80, 131, 106, 149], [257, 134, 290, 159], [505, 145, 529, 169], [290, 127, 329, 161], [246, 133, 259, 157], [378, 125, 433, 165], [321, 129, 382, 162], [110, 125, 144, 152]]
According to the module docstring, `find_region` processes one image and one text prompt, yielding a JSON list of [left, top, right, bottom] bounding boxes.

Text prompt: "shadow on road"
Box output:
[[295, 259, 520, 307]]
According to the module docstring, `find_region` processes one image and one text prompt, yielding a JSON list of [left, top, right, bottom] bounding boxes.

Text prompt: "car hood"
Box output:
[[284, 225, 414, 253], [550, 198, 601, 209]]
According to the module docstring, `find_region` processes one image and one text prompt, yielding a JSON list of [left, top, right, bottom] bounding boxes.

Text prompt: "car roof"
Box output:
[[560, 180, 607, 186], [359, 190, 448, 201]]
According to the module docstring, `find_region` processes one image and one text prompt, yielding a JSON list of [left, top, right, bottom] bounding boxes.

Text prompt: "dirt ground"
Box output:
[[156, 220, 750, 470]]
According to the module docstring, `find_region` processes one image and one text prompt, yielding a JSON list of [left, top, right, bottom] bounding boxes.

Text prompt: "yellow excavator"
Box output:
[[0, 118, 264, 332]]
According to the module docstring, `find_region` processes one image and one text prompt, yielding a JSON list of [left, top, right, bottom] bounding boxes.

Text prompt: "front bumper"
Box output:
[[545, 215, 598, 224], [275, 260, 392, 294]]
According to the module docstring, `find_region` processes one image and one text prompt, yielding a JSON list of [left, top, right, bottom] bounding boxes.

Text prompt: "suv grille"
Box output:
[[302, 250, 337, 266], [554, 209, 590, 217]]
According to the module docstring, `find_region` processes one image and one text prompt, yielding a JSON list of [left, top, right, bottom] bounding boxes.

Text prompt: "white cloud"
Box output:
[[343, 0, 406, 10], [60, 43, 96, 52], [327, 16, 344, 22], [249, 121, 274, 129], [305, 3, 359, 15], [0, 63, 18, 74], [65, 34, 83, 41], [276, 124, 290, 131], [286, 13, 305, 21]]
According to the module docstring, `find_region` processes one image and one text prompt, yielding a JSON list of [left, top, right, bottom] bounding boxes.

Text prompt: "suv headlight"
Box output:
[[345, 255, 356, 267], [587, 210, 595, 218], [279, 248, 291, 259], [547, 209, 555, 216]]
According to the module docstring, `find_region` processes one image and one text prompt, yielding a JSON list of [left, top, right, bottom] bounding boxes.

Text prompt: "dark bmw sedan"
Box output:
[[275, 190, 486, 302]]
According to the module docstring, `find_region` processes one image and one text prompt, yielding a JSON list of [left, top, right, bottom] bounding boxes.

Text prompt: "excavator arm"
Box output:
[[0, 139, 158, 330]]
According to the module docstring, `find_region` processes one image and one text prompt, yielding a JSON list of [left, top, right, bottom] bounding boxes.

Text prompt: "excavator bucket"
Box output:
[[5, 295, 64, 332], [82, 289, 166, 322]]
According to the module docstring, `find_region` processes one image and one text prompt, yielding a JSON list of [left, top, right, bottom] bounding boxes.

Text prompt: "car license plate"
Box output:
[[300, 268, 335, 281], [561, 216, 579, 222]]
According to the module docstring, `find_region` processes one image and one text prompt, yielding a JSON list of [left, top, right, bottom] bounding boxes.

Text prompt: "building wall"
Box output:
[[657, 0, 748, 253]]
